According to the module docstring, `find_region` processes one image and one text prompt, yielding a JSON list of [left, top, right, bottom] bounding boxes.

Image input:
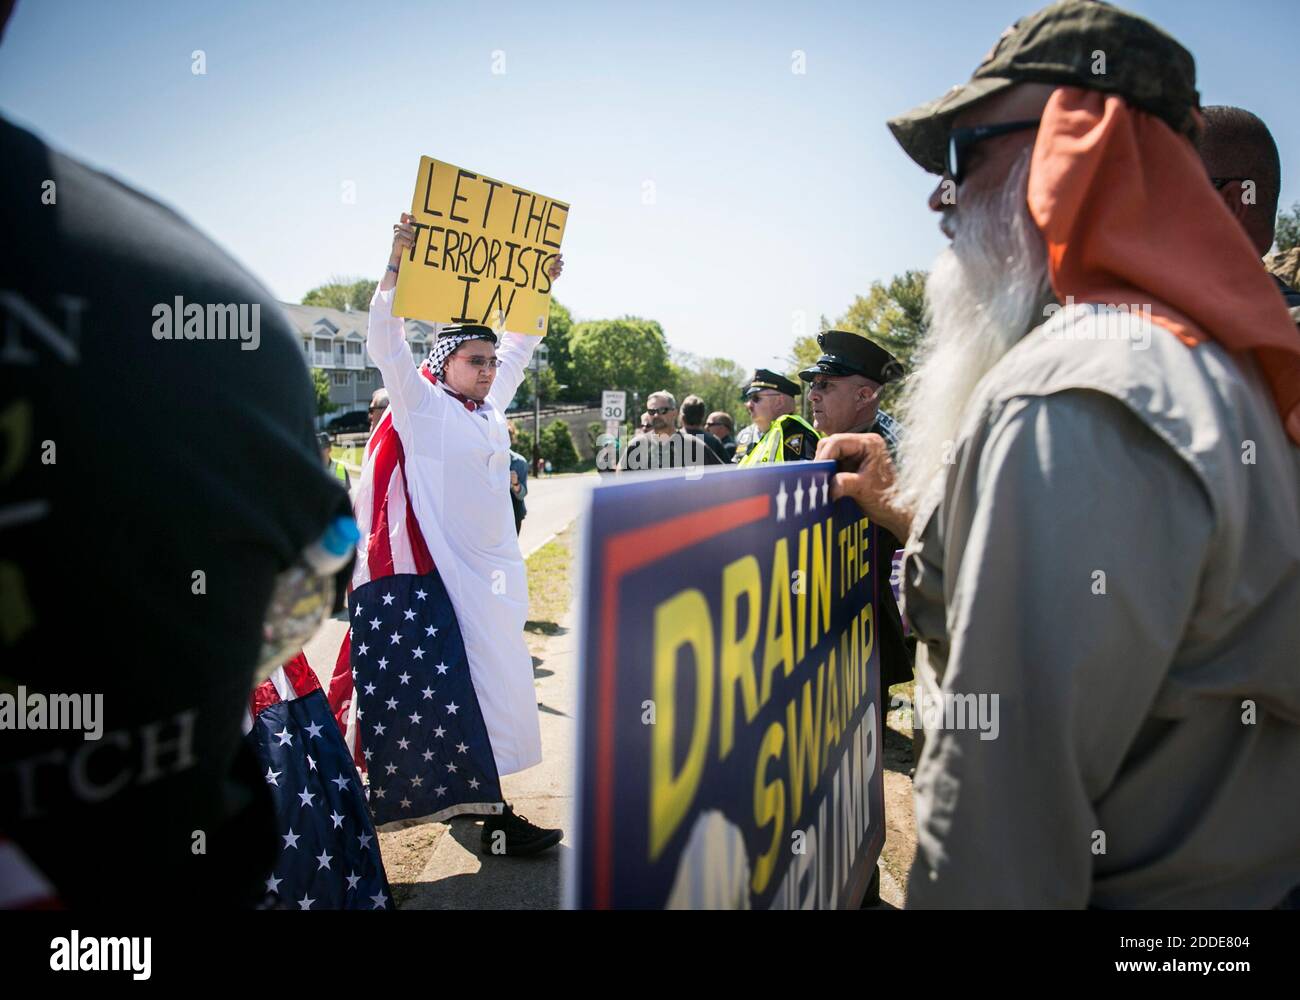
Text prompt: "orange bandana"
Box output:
[[1027, 87, 1300, 444]]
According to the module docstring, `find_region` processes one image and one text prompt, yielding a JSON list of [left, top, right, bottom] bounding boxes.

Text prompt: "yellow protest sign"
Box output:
[[392, 156, 568, 334]]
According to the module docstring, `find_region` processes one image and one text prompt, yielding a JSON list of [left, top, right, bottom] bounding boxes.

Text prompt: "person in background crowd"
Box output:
[[601, 412, 652, 473], [368, 388, 390, 434], [618, 390, 718, 471], [319, 431, 351, 491], [706, 410, 737, 462], [823, 0, 1300, 907], [1197, 105, 1300, 316], [732, 422, 760, 462], [679, 394, 728, 464], [0, 0, 353, 904], [314, 429, 359, 628], [736, 369, 818, 466], [508, 421, 529, 535]]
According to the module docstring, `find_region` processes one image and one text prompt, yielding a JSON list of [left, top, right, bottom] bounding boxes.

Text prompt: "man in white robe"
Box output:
[[362, 212, 564, 855]]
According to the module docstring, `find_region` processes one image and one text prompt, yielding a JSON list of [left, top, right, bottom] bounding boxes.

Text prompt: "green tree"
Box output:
[[1277, 202, 1300, 252], [510, 365, 561, 410], [544, 298, 580, 401], [512, 425, 535, 462], [303, 276, 377, 312], [663, 351, 691, 406], [669, 351, 750, 426], [312, 369, 337, 417], [540, 419, 580, 471], [790, 335, 822, 378], [568, 316, 673, 403], [784, 315, 839, 382], [836, 269, 929, 408]]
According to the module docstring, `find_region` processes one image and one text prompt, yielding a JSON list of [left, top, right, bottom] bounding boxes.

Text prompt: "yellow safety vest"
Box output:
[[737, 414, 819, 467]]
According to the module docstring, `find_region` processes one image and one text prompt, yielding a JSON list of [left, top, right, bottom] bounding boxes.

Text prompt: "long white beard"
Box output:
[[893, 149, 1055, 513]]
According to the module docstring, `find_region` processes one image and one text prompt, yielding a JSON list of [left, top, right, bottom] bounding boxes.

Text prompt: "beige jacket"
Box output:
[[903, 302, 1300, 908]]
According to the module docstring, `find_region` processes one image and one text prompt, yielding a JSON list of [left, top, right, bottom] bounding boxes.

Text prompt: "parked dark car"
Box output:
[[326, 409, 369, 433]]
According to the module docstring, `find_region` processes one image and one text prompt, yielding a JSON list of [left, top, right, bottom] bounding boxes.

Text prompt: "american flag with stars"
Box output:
[[349, 571, 502, 825], [243, 654, 392, 909]]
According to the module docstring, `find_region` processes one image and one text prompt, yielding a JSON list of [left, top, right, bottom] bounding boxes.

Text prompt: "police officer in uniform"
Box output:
[[318, 431, 352, 491], [801, 331, 913, 906], [800, 330, 905, 450], [735, 369, 819, 466], [799, 330, 911, 693]]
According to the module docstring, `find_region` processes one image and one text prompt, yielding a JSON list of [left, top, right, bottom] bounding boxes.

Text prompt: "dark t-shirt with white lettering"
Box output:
[[0, 117, 349, 906]]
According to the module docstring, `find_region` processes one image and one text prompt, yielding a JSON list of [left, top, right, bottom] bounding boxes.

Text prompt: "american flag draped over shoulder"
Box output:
[[332, 366, 504, 826], [243, 653, 391, 910]]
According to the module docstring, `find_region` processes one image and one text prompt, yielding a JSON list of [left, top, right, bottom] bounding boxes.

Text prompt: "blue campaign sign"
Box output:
[[570, 461, 885, 909]]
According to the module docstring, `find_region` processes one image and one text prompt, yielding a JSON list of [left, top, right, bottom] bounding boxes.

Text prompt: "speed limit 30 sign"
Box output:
[[601, 390, 627, 422]]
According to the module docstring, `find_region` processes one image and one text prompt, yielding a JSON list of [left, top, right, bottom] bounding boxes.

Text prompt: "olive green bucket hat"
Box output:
[[887, 0, 1201, 175]]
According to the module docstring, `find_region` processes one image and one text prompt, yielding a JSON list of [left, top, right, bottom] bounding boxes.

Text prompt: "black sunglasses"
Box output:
[[947, 119, 1039, 185]]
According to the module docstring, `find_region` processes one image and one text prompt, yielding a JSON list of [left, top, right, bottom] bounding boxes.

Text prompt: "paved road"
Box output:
[[517, 472, 596, 556], [340, 460, 593, 557]]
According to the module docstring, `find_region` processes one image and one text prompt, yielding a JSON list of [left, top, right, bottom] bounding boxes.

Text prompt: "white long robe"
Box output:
[[364, 286, 542, 775]]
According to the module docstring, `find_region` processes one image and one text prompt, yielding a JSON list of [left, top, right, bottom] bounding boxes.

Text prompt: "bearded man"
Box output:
[[821, 0, 1300, 908]]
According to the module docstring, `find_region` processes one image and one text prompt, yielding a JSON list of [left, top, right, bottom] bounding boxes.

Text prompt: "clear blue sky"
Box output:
[[2, 0, 1296, 372]]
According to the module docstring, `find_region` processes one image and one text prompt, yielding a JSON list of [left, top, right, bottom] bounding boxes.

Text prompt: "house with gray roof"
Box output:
[[280, 301, 440, 426]]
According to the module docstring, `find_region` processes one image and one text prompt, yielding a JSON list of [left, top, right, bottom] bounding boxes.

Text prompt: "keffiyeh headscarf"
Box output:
[[427, 324, 498, 378]]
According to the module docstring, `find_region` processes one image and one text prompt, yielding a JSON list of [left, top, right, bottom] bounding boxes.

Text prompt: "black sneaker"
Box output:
[[480, 804, 563, 857]]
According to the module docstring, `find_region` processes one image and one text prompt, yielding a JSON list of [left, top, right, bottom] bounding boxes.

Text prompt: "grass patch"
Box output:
[[331, 445, 363, 467], [525, 525, 575, 631]]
